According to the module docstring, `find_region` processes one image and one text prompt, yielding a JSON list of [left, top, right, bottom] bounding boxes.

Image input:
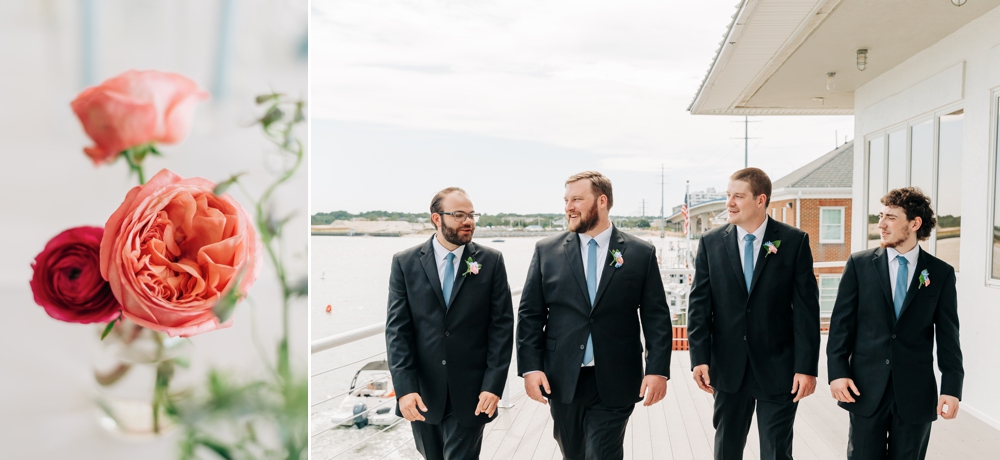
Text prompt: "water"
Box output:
[[310, 232, 687, 459]]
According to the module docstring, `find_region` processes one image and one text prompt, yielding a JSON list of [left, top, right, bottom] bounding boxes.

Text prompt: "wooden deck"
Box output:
[[381, 335, 1000, 459]]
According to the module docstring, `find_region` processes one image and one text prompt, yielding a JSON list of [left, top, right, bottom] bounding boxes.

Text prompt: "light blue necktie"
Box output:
[[894, 256, 908, 319], [583, 239, 597, 365], [443, 252, 456, 309], [743, 234, 756, 293]]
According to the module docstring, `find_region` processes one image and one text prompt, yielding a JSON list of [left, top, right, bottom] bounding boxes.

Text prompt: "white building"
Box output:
[[691, 0, 1000, 430]]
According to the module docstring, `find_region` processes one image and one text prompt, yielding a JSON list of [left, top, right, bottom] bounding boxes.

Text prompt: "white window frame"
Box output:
[[819, 207, 845, 244], [988, 89, 1000, 287], [818, 274, 840, 317]]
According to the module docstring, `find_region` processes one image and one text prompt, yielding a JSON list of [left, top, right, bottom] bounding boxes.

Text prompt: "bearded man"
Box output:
[[827, 187, 964, 460], [385, 187, 514, 460], [517, 171, 672, 460]]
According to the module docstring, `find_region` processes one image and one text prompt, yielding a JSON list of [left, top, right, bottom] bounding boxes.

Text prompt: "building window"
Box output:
[[864, 107, 963, 269], [820, 207, 845, 243], [992, 95, 1000, 280], [819, 275, 840, 318]]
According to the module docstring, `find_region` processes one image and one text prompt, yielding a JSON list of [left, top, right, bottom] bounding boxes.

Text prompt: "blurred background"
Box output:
[[0, 0, 308, 457]]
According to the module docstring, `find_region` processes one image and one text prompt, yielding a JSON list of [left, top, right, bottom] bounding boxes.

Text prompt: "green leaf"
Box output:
[[213, 172, 247, 196], [289, 276, 308, 298], [260, 106, 284, 128], [213, 268, 246, 323], [100, 312, 122, 340]]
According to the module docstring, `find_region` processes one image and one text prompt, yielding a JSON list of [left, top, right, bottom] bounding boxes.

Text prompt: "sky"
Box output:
[[310, 0, 854, 217]]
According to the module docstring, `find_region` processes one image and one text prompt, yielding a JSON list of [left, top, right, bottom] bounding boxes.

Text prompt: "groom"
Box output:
[[385, 187, 514, 460], [517, 171, 673, 460], [688, 167, 820, 460]]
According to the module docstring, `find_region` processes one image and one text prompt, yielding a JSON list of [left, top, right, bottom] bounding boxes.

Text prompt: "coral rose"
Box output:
[[30, 226, 122, 324], [71, 70, 209, 164], [100, 169, 261, 338]]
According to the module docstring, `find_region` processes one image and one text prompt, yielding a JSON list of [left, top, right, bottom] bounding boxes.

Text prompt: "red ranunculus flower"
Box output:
[[30, 226, 122, 324]]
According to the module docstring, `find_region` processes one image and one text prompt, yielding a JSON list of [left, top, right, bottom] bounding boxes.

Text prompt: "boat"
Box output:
[[492, 239, 505, 243], [329, 361, 400, 428]]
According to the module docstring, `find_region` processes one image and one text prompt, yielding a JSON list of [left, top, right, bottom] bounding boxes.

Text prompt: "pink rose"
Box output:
[[470, 263, 480, 275], [71, 70, 208, 164], [30, 226, 122, 324], [768, 245, 778, 254], [100, 169, 261, 338]]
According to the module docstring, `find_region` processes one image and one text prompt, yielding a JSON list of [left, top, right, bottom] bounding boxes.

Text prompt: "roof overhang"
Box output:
[[771, 187, 853, 202], [689, 0, 1000, 115]]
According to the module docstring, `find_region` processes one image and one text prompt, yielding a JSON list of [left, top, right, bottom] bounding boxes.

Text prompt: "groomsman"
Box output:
[[827, 187, 963, 460], [517, 171, 673, 460], [385, 187, 514, 460], [688, 167, 820, 460]]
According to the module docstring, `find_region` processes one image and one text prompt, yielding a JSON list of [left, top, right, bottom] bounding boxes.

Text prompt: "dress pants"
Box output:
[[712, 360, 798, 460], [847, 377, 932, 460], [548, 367, 635, 460], [410, 392, 486, 460]]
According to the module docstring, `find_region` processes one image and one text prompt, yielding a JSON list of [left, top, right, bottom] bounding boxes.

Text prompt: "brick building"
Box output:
[[766, 141, 854, 323]]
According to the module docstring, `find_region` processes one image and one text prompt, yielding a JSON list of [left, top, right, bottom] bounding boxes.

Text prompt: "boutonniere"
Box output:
[[918, 269, 930, 289], [763, 240, 781, 258], [609, 249, 624, 268], [462, 257, 481, 276]]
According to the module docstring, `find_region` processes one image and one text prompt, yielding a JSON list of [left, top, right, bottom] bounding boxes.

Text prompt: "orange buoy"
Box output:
[[325, 304, 332, 313]]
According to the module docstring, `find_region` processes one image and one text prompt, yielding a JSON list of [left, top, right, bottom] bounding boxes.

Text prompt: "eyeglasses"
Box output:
[[437, 211, 481, 223]]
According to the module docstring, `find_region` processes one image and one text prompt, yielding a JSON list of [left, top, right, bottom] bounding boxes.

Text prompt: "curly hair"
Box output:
[[880, 187, 936, 240]]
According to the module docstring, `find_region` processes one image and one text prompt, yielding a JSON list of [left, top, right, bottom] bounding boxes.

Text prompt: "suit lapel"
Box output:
[[723, 225, 747, 294], [748, 219, 777, 295], [898, 248, 929, 319], [447, 242, 477, 308], [871, 248, 895, 319], [594, 228, 625, 307], [563, 234, 591, 304], [419, 237, 447, 309]]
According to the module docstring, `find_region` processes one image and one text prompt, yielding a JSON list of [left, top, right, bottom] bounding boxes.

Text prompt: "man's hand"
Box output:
[[790, 374, 816, 402], [475, 391, 500, 417], [938, 395, 960, 420], [639, 375, 668, 406], [830, 378, 860, 403], [692, 364, 713, 394], [398, 393, 428, 422], [523, 372, 551, 405]]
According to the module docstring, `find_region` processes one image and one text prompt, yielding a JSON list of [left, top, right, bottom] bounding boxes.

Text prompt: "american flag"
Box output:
[[682, 191, 689, 236]]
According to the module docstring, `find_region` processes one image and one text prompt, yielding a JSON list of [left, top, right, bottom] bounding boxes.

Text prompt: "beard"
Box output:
[[440, 220, 474, 246], [569, 201, 600, 234], [879, 227, 911, 249]]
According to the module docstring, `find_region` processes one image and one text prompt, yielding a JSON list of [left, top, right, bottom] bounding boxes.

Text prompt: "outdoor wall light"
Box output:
[[856, 49, 868, 71], [952, 0, 966, 6], [826, 72, 836, 90]]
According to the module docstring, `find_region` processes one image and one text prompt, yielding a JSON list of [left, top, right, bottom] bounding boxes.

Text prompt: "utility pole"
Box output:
[[660, 165, 665, 239], [642, 199, 645, 218], [732, 117, 761, 167]]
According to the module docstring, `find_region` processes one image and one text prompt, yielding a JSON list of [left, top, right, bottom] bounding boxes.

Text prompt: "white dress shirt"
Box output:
[[577, 224, 613, 367], [431, 235, 464, 289], [736, 216, 769, 270], [887, 245, 920, 302]]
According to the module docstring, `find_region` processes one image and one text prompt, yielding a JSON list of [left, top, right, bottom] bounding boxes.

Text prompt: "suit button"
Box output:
[[442, 360, 447, 365], [746, 309, 751, 313], [445, 332, 450, 337], [580, 345, 585, 350], [743, 336, 746, 340], [886, 359, 890, 365], [590, 319, 595, 323], [891, 334, 896, 339]]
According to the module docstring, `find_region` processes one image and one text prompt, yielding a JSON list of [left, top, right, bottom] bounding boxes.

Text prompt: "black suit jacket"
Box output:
[[385, 237, 514, 426], [826, 247, 963, 424], [516, 226, 672, 407], [688, 218, 820, 395]]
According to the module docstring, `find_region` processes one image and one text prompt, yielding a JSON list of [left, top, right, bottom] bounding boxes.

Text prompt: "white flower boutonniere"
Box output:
[[462, 257, 481, 276], [609, 249, 624, 268]]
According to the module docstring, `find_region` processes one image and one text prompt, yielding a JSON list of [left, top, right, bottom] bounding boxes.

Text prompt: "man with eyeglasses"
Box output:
[[385, 187, 514, 460], [517, 171, 672, 460]]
